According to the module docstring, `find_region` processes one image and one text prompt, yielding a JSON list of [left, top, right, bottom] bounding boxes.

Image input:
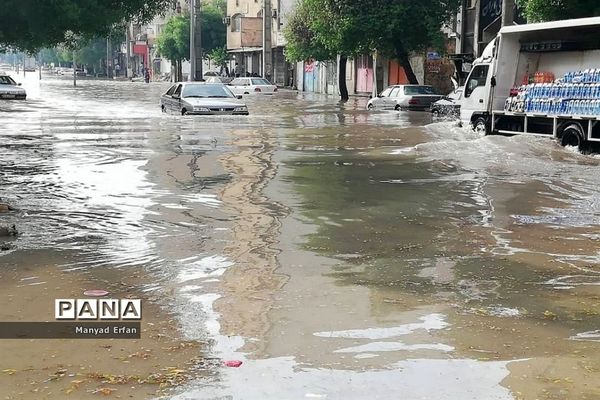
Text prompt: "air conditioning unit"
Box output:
[[223, 16, 231, 25], [272, 9, 277, 19]]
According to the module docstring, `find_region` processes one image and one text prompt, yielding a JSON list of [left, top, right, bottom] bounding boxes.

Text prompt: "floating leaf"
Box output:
[[543, 310, 558, 320], [93, 387, 116, 395]]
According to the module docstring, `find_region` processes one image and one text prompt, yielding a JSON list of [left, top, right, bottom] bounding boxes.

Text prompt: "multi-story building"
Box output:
[[225, 0, 295, 86], [452, 0, 524, 82]]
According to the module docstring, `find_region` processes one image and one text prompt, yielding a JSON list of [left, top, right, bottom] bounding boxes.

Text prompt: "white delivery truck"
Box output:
[[461, 16, 600, 151]]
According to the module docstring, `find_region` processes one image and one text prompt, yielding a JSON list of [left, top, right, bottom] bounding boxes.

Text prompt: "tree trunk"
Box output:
[[338, 55, 349, 102], [395, 43, 418, 84], [176, 60, 183, 82]]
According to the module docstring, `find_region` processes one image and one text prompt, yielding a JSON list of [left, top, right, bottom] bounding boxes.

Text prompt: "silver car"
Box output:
[[367, 85, 442, 111], [0, 73, 26, 100], [160, 82, 249, 115]]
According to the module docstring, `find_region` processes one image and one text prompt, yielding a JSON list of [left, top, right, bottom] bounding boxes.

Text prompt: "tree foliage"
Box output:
[[157, 14, 191, 64], [517, 0, 600, 22], [284, 0, 460, 86], [201, 2, 227, 53], [0, 0, 170, 53], [207, 46, 229, 69]]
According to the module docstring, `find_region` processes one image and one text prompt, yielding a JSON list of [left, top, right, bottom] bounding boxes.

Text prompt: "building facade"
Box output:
[[225, 0, 296, 86], [452, 0, 524, 83]]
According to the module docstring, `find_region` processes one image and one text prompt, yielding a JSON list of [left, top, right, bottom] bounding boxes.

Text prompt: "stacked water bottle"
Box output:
[[507, 69, 600, 116]]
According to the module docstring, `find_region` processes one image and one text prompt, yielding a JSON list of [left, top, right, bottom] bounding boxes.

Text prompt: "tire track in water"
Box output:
[[216, 128, 290, 352]]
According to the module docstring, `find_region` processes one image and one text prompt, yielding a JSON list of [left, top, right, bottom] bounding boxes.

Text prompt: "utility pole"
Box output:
[[126, 23, 131, 78], [502, 0, 515, 27], [106, 34, 112, 79], [189, 0, 196, 81], [190, 0, 203, 81], [73, 50, 77, 87], [38, 51, 42, 80], [197, 1, 203, 81], [262, 0, 272, 81]]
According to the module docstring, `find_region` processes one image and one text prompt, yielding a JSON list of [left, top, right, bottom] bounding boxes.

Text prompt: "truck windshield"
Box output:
[[465, 65, 489, 97]]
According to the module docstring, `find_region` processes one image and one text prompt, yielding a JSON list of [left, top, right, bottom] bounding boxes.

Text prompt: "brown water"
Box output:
[[1, 73, 599, 399]]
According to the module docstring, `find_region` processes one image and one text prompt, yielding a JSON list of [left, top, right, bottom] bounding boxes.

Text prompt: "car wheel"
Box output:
[[161, 105, 166, 113], [432, 109, 440, 117], [367, 103, 374, 110], [181, 108, 188, 116], [394, 104, 401, 111], [473, 117, 489, 136], [244, 92, 250, 95]]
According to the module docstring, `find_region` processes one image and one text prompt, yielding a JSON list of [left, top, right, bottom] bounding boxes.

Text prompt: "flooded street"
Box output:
[[1, 74, 600, 399]]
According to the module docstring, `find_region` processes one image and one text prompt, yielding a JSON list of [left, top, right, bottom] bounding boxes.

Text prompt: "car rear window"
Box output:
[[251, 78, 271, 85], [404, 86, 436, 95]]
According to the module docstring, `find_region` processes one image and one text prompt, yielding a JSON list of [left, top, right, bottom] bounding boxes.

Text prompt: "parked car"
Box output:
[[367, 85, 443, 111], [430, 87, 463, 117], [0, 73, 26, 100], [160, 82, 249, 115], [228, 77, 277, 95], [205, 76, 233, 84]]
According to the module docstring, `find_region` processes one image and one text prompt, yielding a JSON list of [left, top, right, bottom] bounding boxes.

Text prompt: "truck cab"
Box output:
[[461, 16, 600, 150], [460, 39, 497, 131]]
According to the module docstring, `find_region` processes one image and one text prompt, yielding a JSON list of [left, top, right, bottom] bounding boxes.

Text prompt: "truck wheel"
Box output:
[[560, 124, 587, 152], [473, 117, 489, 136]]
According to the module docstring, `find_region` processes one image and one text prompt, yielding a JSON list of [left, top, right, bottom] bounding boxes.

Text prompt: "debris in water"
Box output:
[[0, 224, 18, 237], [543, 310, 558, 320], [84, 289, 110, 297], [223, 360, 243, 368]]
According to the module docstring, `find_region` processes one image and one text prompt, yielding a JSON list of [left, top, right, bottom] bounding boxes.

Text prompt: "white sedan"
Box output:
[[228, 77, 277, 95], [0, 73, 26, 100], [367, 85, 442, 111]]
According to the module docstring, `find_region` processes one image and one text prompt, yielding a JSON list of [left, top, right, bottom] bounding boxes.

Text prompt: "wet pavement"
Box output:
[[1, 73, 599, 399]]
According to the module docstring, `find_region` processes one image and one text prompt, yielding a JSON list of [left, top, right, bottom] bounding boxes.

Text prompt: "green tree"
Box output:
[[0, 0, 169, 52], [284, 0, 461, 99], [156, 14, 190, 82], [201, 2, 227, 54], [517, 0, 600, 22], [156, 2, 226, 81], [208, 46, 229, 73], [284, 0, 359, 100]]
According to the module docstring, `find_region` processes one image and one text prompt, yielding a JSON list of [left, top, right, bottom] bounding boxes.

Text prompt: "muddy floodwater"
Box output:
[[1, 74, 599, 399]]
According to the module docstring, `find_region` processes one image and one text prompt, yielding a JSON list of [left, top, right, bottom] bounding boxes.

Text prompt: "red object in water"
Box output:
[[223, 360, 243, 368], [83, 289, 110, 297]]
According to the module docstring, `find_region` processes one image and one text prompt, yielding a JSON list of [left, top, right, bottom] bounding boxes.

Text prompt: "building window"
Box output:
[[232, 14, 241, 32]]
